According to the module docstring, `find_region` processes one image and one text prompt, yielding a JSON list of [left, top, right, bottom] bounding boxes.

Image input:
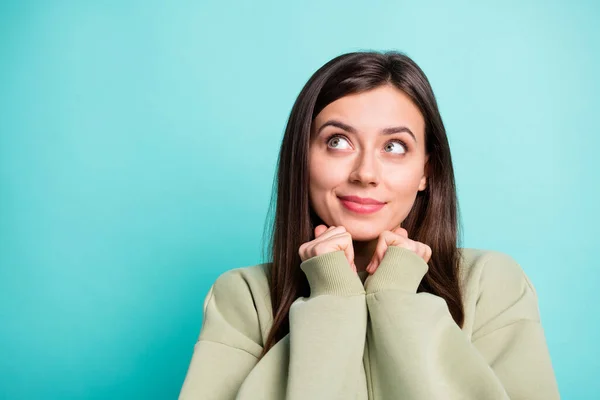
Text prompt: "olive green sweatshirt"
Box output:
[[178, 246, 560, 399]]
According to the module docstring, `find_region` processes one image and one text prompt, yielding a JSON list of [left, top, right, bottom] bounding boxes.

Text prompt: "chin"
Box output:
[[343, 224, 382, 241]]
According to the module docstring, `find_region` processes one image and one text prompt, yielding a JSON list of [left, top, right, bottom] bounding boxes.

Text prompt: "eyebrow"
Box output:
[[316, 119, 418, 143]]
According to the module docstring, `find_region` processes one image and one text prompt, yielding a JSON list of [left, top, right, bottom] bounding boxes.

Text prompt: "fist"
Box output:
[[299, 225, 357, 273], [366, 226, 432, 274]]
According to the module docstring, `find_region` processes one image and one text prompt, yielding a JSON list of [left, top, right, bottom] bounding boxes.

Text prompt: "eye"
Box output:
[[326, 134, 351, 150], [384, 140, 407, 154]]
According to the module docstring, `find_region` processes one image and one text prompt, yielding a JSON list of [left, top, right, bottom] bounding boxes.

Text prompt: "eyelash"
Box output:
[[324, 133, 408, 153]]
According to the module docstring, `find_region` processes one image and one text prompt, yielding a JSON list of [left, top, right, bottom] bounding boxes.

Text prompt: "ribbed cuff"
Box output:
[[300, 250, 365, 297], [364, 246, 428, 294]]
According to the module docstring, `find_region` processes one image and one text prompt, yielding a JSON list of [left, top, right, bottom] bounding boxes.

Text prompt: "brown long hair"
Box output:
[[259, 50, 464, 359]]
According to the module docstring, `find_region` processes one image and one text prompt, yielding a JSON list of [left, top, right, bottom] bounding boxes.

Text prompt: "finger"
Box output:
[[314, 231, 354, 269], [314, 224, 329, 238], [314, 225, 345, 241], [414, 242, 425, 260], [315, 224, 337, 238], [410, 240, 421, 255], [422, 243, 432, 263], [366, 236, 385, 274], [337, 232, 355, 270], [367, 232, 394, 273], [425, 246, 432, 263], [367, 231, 405, 273], [408, 241, 427, 262], [345, 235, 355, 272], [393, 226, 408, 237]]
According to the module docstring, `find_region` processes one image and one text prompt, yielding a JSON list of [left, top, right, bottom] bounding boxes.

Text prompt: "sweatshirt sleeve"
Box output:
[[283, 250, 368, 399], [178, 250, 368, 400], [362, 246, 561, 400]]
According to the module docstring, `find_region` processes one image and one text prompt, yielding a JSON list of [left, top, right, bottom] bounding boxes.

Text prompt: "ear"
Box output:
[[418, 154, 429, 191]]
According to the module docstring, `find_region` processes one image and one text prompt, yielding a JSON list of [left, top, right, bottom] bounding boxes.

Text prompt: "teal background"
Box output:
[[1, 0, 598, 398]]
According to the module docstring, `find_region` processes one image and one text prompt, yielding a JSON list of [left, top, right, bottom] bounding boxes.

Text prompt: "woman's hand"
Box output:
[[299, 225, 357, 273], [366, 227, 431, 274]]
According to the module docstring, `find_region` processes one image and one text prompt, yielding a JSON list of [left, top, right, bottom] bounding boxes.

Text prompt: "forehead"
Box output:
[[312, 85, 425, 141]]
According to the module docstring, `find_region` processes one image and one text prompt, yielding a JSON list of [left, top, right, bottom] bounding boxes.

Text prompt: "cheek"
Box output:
[[309, 154, 347, 191], [384, 171, 422, 224], [385, 166, 423, 197]]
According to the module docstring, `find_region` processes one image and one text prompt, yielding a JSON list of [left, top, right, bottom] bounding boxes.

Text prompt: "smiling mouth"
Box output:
[[337, 195, 385, 205], [338, 197, 386, 214]]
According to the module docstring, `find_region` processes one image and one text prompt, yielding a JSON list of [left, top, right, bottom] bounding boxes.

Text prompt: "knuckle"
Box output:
[[313, 243, 326, 255], [299, 242, 307, 251]]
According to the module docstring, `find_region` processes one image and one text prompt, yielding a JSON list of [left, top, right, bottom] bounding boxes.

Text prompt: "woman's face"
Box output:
[[309, 84, 429, 241]]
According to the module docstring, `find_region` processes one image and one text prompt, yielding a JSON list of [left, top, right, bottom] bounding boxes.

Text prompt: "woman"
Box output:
[[179, 51, 561, 399]]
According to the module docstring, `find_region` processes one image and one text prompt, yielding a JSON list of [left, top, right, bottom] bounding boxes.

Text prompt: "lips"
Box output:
[[338, 195, 386, 214], [337, 195, 385, 205]]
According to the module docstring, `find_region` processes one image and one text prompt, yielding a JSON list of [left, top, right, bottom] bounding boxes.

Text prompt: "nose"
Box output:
[[349, 151, 380, 186]]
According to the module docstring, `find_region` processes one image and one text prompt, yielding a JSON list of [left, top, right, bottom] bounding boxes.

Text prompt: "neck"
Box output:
[[352, 239, 378, 273]]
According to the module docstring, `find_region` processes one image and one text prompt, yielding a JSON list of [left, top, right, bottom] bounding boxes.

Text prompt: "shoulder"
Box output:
[[206, 261, 272, 317], [458, 248, 536, 296], [209, 262, 271, 304], [200, 262, 273, 346], [457, 248, 541, 336]]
